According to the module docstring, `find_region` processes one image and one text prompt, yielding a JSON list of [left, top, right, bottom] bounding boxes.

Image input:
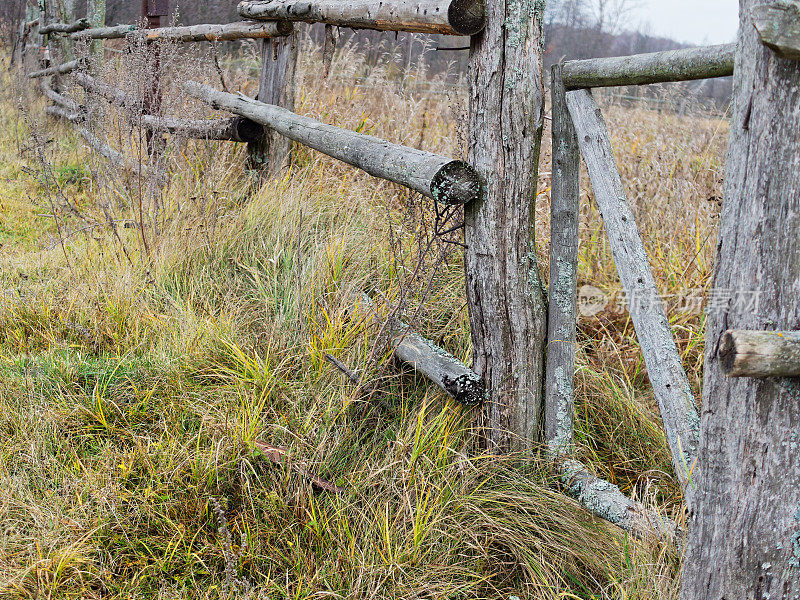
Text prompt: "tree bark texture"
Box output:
[[545, 63, 580, 456], [466, 0, 547, 452], [567, 89, 700, 503], [238, 0, 486, 35], [680, 1, 800, 596]]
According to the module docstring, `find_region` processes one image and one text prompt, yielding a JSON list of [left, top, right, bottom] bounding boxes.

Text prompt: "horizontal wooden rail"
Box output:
[[40, 18, 90, 34], [562, 43, 735, 89], [184, 81, 484, 205], [71, 73, 262, 142], [29, 59, 85, 79], [71, 24, 135, 40], [719, 330, 800, 378], [41, 80, 82, 114], [45, 105, 84, 123], [753, 0, 800, 60], [566, 89, 700, 505], [70, 21, 292, 42], [238, 0, 486, 35], [140, 20, 293, 42]]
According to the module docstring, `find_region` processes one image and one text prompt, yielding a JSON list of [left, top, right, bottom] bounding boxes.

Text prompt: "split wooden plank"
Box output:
[[29, 58, 85, 79], [184, 81, 484, 205], [752, 0, 800, 60], [566, 89, 700, 505], [237, 0, 486, 35], [70, 21, 292, 42], [719, 330, 800, 377], [562, 44, 735, 89], [545, 63, 581, 456]]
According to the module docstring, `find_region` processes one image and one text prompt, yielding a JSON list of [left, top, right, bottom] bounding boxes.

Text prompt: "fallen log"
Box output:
[[752, 0, 800, 60], [29, 58, 85, 79], [352, 293, 485, 406], [39, 18, 91, 34], [562, 44, 735, 89], [566, 89, 700, 505], [560, 459, 678, 541], [237, 0, 486, 35], [184, 81, 484, 205], [75, 126, 152, 177], [719, 330, 800, 378], [72, 73, 263, 142]]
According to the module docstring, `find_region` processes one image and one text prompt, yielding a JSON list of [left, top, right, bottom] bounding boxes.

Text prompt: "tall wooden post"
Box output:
[[679, 1, 800, 597], [247, 31, 299, 178], [545, 63, 580, 456], [85, 0, 105, 65], [466, 0, 547, 452]]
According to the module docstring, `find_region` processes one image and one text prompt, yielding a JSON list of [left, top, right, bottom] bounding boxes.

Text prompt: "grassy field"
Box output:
[[0, 40, 728, 599]]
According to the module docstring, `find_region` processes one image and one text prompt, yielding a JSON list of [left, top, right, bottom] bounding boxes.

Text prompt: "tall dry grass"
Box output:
[[0, 32, 726, 599]]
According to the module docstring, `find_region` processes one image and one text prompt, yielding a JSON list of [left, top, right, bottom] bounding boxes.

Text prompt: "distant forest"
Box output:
[[27, 0, 734, 105]]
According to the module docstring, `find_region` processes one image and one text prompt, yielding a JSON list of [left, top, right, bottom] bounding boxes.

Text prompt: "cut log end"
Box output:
[[448, 0, 486, 35], [719, 329, 800, 378], [430, 160, 484, 205], [232, 116, 265, 143], [441, 372, 485, 405]]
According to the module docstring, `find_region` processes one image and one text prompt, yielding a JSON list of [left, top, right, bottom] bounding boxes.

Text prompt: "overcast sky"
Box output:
[[631, 0, 740, 45]]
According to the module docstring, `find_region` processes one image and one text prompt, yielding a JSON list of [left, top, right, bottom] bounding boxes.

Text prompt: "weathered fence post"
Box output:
[[247, 29, 299, 179], [466, 0, 547, 452], [85, 0, 105, 65], [679, 1, 800, 598], [545, 62, 580, 456]]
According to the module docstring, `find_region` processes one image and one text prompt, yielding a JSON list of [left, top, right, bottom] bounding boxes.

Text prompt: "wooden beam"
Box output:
[[39, 18, 90, 34], [545, 64, 581, 457], [237, 0, 486, 35], [562, 44, 735, 89], [29, 58, 85, 78], [184, 81, 484, 205], [566, 89, 700, 505], [752, 0, 800, 60], [719, 330, 800, 377]]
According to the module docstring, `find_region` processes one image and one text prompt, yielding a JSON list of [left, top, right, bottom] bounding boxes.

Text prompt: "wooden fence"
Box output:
[[16, 0, 800, 544]]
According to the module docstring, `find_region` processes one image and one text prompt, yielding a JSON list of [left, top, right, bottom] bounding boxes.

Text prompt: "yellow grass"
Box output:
[[0, 39, 727, 599]]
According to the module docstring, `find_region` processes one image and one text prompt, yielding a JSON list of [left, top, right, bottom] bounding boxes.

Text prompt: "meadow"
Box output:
[[0, 37, 728, 599]]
